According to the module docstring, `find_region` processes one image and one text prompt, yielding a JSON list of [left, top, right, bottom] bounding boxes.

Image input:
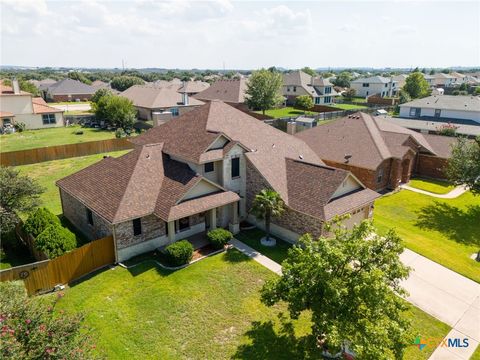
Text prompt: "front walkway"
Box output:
[[230, 239, 480, 359], [400, 184, 468, 199]]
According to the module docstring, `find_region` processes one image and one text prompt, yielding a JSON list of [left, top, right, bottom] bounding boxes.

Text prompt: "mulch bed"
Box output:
[[192, 244, 218, 261]]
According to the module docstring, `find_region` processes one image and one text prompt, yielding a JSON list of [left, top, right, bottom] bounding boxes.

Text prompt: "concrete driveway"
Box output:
[[400, 249, 480, 359]]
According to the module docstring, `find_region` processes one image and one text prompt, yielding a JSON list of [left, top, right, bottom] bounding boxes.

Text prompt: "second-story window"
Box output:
[[231, 157, 240, 178], [204, 162, 214, 173]]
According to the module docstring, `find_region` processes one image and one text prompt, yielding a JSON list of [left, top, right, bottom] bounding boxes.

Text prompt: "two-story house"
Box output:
[[0, 81, 64, 129], [57, 101, 379, 262], [350, 76, 398, 98], [283, 70, 337, 106]]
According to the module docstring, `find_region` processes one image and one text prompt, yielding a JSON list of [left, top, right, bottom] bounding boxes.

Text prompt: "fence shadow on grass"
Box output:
[[415, 202, 480, 246], [232, 315, 319, 360]]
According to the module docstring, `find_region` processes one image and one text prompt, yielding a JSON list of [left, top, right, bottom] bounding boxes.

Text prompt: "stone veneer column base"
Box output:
[[229, 222, 240, 235]]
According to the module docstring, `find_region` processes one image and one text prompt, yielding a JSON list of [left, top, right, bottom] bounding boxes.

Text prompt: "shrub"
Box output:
[[34, 224, 76, 258], [0, 281, 98, 359], [115, 128, 126, 138], [23, 207, 60, 238], [207, 228, 233, 249], [14, 122, 26, 132], [164, 240, 193, 266]]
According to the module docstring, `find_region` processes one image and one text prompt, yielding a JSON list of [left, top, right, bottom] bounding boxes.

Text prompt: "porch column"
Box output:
[[167, 221, 175, 243], [229, 202, 240, 235], [209, 209, 217, 230]]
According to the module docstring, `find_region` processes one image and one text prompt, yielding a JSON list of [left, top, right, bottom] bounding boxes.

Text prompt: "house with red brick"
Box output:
[[57, 101, 379, 262], [296, 112, 457, 191], [42, 78, 97, 102]]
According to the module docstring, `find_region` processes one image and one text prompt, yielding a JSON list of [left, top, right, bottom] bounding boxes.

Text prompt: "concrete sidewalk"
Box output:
[[400, 249, 480, 359], [400, 184, 468, 199], [229, 239, 282, 275]]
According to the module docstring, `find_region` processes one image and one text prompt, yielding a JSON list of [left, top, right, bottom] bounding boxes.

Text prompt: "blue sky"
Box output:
[[1, 0, 479, 69]]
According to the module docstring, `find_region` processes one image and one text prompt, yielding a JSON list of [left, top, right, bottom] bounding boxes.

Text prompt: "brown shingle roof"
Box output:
[[32, 97, 63, 114], [57, 143, 236, 224], [324, 188, 380, 220], [120, 85, 204, 109], [296, 112, 437, 170], [422, 134, 458, 159], [178, 81, 210, 94], [194, 79, 248, 103]]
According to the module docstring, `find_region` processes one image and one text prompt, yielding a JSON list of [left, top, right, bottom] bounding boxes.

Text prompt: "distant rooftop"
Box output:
[[399, 95, 480, 112]]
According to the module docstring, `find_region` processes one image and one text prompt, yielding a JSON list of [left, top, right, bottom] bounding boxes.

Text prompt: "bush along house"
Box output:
[[56, 101, 379, 262]]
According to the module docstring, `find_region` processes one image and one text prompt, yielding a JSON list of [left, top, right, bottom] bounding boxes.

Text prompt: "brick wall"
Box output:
[[114, 215, 166, 250], [367, 96, 398, 105], [60, 189, 112, 241], [417, 155, 448, 179], [246, 160, 324, 238], [52, 94, 93, 102]]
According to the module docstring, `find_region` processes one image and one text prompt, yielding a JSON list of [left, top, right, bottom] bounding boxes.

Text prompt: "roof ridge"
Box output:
[[360, 112, 392, 160]]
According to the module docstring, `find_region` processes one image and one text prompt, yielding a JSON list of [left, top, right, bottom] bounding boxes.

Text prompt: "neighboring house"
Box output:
[[392, 74, 408, 88], [91, 80, 110, 89], [350, 76, 398, 98], [449, 72, 468, 85], [120, 85, 205, 122], [399, 95, 480, 124], [194, 79, 248, 105], [43, 78, 97, 102], [0, 82, 64, 129], [382, 117, 480, 138], [282, 70, 337, 105], [29, 78, 57, 91], [423, 73, 456, 88], [296, 112, 457, 191], [57, 101, 379, 261], [177, 81, 210, 96]]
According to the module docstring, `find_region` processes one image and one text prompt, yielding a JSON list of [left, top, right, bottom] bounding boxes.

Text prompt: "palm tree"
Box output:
[[251, 189, 285, 242]]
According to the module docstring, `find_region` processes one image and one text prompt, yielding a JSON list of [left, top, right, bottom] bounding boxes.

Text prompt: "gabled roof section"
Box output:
[[351, 76, 394, 84], [120, 85, 205, 109], [177, 81, 210, 94], [32, 97, 63, 114], [399, 95, 480, 112], [47, 79, 96, 95], [194, 78, 248, 103], [296, 112, 437, 170]]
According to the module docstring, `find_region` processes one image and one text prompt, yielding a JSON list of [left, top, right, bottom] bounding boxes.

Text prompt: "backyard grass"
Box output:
[[330, 103, 368, 111], [255, 107, 318, 119], [17, 150, 131, 216], [408, 178, 455, 194], [0, 125, 117, 152], [374, 189, 480, 283], [54, 249, 449, 359]]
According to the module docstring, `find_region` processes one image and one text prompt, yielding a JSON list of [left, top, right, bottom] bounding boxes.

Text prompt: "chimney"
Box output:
[[12, 79, 20, 94], [182, 81, 189, 105], [152, 111, 173, 127], [287, 121, 297, 135]]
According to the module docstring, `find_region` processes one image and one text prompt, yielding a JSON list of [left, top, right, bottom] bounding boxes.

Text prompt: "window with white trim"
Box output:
[[42, 114, 56, 125]]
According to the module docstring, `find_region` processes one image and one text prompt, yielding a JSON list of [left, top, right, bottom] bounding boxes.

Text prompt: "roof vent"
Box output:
[[272, 144, 276, 148], [299, 155, 304, 160], [146, 154, 150, 159], [344, 154, 352, 163]]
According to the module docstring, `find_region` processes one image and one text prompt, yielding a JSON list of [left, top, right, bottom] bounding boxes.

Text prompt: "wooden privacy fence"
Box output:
[[0, 138, 134, 167], [0, 236, 115, 295]]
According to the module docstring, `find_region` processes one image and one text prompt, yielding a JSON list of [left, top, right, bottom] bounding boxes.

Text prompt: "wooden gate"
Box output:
[[0, 236, 115, 295]]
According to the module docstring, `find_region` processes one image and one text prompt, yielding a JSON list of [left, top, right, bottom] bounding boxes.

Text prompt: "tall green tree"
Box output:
[[245, 69, 283, 114], [0, 167, 43, 234], [110, 75, 144, 91], [446, 136, 480, 195], [91, 88, 112, 104], [93, 94, 136, 131], [261, 221, 411, 359], [67, 71, 92, 85], [403, 72, 430, 99], [294, 95, 314, 114], [250, 189, 285, 241], [398, 89, 411, 104], [301, 67, 317, 77], [343, 88, 356, 100], [332, 72, 351, 88]]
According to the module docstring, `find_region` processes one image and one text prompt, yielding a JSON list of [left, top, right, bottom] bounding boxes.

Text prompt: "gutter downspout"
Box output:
[[112, 224, 119, 264]]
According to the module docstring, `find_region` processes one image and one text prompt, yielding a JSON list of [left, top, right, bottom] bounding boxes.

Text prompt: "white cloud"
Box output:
[[2, 0, 49, 15]]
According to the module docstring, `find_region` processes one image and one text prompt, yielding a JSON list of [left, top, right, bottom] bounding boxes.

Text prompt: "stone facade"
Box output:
[[246, 160, 324, 240], [114, 215, 166, 250], [60, 189, 112, 240]]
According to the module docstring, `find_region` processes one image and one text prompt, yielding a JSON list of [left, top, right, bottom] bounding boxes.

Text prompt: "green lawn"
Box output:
[[374, 189, 480, 283], [48, 101, 91, 106], [256, 107, 318, 119], [236, 229, 293, 264], [0, 125, 116, 152], [471, 346, 480, 360], [408, 178, 454, 194], [54, 249, 449, 359], [17, 150, 131, 216], [330, 103, 368, 111]]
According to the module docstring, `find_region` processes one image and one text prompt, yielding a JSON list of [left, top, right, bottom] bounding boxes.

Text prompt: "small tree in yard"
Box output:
[[0, 167, 43, 235], [446, 136, 480, 195], [34, 224, 77, 258], [24, 207, 60, 238], [403, 72, 430, 99], [93, 94, 136, 131], [343, 88, 356, 100], [0, 281, 98, 359], [250, 189, 285, 242], [90, 88, 112, 104], [261, 221, 411, 359], [294, 95, 314, 114], [245, 69, 283, 115]]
